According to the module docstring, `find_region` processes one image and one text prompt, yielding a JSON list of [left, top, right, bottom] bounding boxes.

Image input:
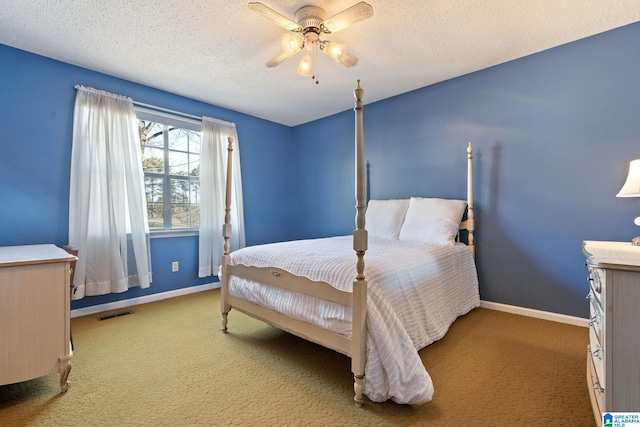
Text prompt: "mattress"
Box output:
[[226, 235, 480, 404]]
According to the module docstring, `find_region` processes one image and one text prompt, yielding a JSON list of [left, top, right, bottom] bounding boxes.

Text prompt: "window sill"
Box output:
[[150, 229, 199, 239]]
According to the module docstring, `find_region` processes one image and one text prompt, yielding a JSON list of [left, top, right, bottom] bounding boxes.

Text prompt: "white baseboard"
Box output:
[[70, 282, 221, 318], [480, 300, 589, 328]]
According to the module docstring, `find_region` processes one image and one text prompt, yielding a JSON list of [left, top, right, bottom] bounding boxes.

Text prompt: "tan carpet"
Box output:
[[0, 289, 595, 426]]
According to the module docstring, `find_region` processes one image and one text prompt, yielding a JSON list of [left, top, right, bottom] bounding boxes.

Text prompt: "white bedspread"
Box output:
[[226, 236, 479, 404]]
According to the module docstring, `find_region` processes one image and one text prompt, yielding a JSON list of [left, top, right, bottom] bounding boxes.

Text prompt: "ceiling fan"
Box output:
[[248, 1, 373, 84]]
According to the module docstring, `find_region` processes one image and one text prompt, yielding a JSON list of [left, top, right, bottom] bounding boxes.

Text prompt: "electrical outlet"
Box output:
[[171, 261, 179, 272]]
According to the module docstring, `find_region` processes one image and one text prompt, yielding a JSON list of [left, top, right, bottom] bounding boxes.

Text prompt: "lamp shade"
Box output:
[[324, 41, 345, 61], [281, 34, 301, 54], [617, 159, 640, 197], [297, 55, 313, 76]]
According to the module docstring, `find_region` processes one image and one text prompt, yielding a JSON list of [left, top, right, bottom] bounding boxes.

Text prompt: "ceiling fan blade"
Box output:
[[322, 2, 373, 34], [337, 50, 359, 68], [320, 42, 359, 67], [265, 48, 300, 68], [248, 2, 300, 31]]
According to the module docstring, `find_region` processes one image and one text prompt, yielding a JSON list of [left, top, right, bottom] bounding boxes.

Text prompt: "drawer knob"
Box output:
[[592, 379, 604, 393], [587, 270, 602, 293], [593, 281, 601, 293], [592, 345, 603, 360]]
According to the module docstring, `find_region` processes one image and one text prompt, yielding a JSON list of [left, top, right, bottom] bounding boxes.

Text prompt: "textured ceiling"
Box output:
[[1, 1, 639, 126]]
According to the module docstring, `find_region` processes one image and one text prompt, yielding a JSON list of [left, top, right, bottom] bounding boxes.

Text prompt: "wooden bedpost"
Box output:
[[467, 143, 475, 257], [221, 135, 234, 333], [352, 80, 368, 407]]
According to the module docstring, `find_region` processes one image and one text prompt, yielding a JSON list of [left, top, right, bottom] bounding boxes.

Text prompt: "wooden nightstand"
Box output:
[[0, 244, 75, 392], [583, 240, 640, 425]]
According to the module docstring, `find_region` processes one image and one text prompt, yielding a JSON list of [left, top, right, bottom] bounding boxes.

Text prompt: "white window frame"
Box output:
[[135, 107, 202, 238]]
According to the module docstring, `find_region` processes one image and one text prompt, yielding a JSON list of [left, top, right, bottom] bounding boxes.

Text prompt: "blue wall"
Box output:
[[291, 22, 640, 318], [2, 21, 640, 317], [0, 44, 295, 310]]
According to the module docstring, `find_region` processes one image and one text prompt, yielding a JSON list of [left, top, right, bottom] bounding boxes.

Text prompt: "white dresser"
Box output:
[[0, 244, 75, 392], [583, 241, 640, 424]]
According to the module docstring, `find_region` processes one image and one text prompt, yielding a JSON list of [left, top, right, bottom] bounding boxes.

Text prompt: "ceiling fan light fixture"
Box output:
[[249, 2, 373, 83], [324, 41, 345, 62], [297, 54, 313, 76], [281, 33, 301, 54]]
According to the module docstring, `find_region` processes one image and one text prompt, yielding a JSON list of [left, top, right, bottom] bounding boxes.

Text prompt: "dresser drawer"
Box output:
[[587, 347, 604, 425], [587, 267, 604, 307], [588, 290, 603, 345], [589, 327, 604, 386]]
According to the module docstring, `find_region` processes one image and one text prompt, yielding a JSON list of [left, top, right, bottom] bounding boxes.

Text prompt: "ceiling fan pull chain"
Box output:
[[314, 40, 319, 84]]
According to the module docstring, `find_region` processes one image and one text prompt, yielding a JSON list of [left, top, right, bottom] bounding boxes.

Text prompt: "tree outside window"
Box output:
[[139, 120, 200, 230]]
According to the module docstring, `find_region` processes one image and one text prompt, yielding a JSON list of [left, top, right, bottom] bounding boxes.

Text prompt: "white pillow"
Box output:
[[399, 197, 467, 245], [366, 199, 410, 239]]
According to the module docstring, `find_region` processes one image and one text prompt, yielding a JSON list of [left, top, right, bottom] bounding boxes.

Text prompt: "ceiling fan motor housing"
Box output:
[[295, 6, 327, 33]]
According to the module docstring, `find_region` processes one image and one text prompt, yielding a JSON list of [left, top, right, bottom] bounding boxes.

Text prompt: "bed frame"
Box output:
[[220, 81, 474, 406]]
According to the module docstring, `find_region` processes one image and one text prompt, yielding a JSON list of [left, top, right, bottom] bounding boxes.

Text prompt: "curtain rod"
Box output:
[[75, 84, 132, 102], [75, 84, 232, 125], [132, 100, 202, 122]]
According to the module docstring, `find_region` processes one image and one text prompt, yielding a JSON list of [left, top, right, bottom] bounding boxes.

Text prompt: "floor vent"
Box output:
[[98, 311, 133, 321]]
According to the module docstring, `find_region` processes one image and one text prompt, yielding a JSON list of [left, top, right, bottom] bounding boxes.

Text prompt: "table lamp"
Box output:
[[616, 159, 640, 245]]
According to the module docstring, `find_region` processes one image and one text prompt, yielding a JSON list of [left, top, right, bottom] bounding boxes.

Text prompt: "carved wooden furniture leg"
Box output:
[[354, 374, 365, 407], [59, 355, 72, 392], [221, 135, 234, 334], [221, 311, 229, 333], [352, 80, 368, 407]]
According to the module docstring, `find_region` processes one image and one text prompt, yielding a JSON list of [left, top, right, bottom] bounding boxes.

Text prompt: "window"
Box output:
[[136, 109, 201, 231]]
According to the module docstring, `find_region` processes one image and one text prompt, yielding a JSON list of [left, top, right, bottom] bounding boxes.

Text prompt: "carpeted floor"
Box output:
[[0, 289, 595, 426]]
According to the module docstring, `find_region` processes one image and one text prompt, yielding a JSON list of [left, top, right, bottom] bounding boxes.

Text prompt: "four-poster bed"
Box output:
[[219, 81, 479, 406]]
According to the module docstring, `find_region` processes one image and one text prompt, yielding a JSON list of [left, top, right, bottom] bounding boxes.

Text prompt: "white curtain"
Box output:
[[199, 117, 245, 278], [69, 85, 152, 299]]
